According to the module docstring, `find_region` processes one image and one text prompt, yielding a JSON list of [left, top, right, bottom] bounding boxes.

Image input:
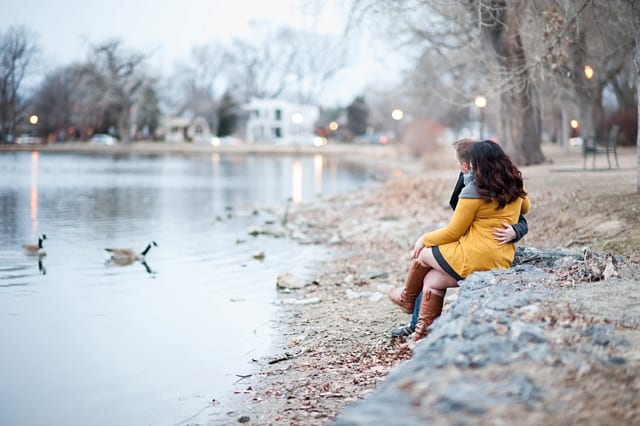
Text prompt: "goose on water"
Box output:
[[105, 241, 158, 265], [23, 234, 47, 256]]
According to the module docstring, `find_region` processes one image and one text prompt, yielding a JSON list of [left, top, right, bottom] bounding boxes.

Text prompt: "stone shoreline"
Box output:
[[334, 247, 640, 425]]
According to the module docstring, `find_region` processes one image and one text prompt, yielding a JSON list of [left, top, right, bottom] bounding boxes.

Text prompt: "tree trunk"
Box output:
[[633, 2, 640, 193], [479, 1, 545, 166], [117, 106, 131, 144], [570, 28, 596, 139], [497, 78, 544, 165], [636, 34, 640, 193]]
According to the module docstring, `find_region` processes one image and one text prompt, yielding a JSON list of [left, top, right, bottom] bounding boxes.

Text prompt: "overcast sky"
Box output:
[[0, 0, 404, 106]]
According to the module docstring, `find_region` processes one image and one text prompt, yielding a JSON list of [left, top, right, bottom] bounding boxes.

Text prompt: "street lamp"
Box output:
[[28, 114, 40, 143], [474, 96, 487, 139], [291, 112, 303, 144], [391, 109, 404, 142]]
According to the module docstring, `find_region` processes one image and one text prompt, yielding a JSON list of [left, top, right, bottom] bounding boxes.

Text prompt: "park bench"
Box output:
[[583, 125, 620, 170]]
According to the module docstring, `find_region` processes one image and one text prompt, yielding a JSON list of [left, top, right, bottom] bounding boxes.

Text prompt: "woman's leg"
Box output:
[[413, 248, 459, 341], [416, 247, 459, 291], [388, 259, 430, 314]]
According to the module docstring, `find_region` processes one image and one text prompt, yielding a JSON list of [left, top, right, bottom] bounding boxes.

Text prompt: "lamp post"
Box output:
[[391, 108, 404, 142], [28, 114, 40, 143], [291, 112, 303, 144], [474, 96, 487, 139], [583, 65, 594, 138], [570, 119, 579, 137]]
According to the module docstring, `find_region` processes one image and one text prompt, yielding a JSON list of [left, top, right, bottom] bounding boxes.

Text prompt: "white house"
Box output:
[[244, 98, 319, 144], [161, 116, 211, 143]]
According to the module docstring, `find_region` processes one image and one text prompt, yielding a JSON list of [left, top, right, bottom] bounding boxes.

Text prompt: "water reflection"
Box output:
[[291, 160, 303, 203], [38, 257, 46, 275], [30, 151, 39, 235], [314, 154, 323, 195], [0, 151, 392, 426], [105, 258, 155, 275]]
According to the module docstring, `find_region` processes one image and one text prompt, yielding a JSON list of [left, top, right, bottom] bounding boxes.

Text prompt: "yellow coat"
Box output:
[[423, 195, 530, 279]]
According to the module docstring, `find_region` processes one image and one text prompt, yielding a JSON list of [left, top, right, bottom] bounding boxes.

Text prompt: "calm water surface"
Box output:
[[0, 151, 391, 426]]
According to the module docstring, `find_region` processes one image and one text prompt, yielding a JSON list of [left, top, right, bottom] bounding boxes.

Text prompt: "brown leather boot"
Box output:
[[387, 260, 429, 314], [413, 290, 444, 341]]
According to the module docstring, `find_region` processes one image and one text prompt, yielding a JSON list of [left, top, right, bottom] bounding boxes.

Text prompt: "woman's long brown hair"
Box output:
[[469, 140, 527, 209]]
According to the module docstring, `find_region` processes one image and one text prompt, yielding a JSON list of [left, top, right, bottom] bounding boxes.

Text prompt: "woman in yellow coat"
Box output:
[[389, 140, 530, 341]]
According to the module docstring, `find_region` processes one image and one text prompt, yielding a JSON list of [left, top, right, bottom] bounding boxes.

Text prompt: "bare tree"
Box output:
[[168, 42, 230, 132], [0, 25, 39, 141], [75, 39, 148, 143], [556, 1, 635, 139], [563, 0, 638, 191], [627, 0, 640, 192], [287, 30, 349, 104], [342, 1, 547, 164], [31, 65, 78, 141], [135, 84, 161, 140], [226, 23, 299, 102]]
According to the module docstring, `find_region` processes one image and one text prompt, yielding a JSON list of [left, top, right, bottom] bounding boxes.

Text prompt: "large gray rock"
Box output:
[[333, 247, 637, 426]]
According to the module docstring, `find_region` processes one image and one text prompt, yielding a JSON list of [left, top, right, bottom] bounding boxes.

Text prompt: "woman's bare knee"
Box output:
[[418, 248, 442, 271], [423, 269, 458, 292]]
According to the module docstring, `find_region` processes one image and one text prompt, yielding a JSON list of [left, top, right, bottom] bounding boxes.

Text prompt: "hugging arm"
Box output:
[[511, 214, 528, 242], [494, 196, 530, 245]]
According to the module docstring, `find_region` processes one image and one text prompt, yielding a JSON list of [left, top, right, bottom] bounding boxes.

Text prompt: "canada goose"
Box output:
[[105, 241, 158, 265], [23, 234, 47, 256]]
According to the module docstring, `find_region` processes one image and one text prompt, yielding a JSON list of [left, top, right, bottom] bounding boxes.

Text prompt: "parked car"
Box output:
[[16, 134, 42, 144], [195, 134, 242, 146], [91, 134, 119, 145], [354, 132, 392, 145]]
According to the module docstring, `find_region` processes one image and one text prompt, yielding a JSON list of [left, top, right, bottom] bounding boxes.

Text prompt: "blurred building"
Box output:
[[244, 98, 319, 144], [161, 116, 211, 143]]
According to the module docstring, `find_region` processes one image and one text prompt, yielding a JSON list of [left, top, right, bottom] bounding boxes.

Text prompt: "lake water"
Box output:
[[0, 150, 391, 426]]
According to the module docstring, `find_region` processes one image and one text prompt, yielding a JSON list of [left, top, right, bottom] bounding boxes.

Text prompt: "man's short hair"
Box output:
[[452, 137, 476, 162]]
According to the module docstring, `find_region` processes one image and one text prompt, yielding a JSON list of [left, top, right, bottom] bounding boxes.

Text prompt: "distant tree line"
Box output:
[[0, 22, 356, 144]]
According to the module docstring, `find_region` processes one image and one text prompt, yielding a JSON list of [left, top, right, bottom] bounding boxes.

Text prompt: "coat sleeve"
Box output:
[[422, 198, 480, 247], [449, 172, 465, 210], [521, 196, 530, 215], [511, 215, 528, 242]]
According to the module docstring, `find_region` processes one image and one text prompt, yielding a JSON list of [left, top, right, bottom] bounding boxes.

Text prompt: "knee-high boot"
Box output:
[[387, 260, 429, 314], [413, 290, 444, 341]]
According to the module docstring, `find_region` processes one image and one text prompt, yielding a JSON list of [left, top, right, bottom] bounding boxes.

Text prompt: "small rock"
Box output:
[[276, 273, 306, 290], [368, 291, 384, 302], [346, 289, 371, 299]]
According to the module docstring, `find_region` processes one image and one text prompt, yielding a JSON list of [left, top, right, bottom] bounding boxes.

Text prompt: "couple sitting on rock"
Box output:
[[388, 138, 530, 342]]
